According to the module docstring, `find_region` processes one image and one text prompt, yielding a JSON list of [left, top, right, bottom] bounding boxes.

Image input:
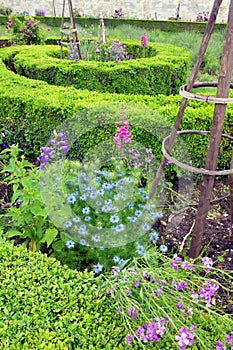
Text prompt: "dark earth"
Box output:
[[154, 177, 233, 314]]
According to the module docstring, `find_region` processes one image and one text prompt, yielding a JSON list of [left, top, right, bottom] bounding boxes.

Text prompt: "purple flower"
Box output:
[[61, 145, 69, 152], [216, 342, 226, 350], [58, 133, 67, 139], [199, 281, 219, 307], [202, 256, 213, 272], [125, 334, 134, 344], [127, 307, 138, 319], [170, 261, 179, 271], [175, 326, 195, 349]]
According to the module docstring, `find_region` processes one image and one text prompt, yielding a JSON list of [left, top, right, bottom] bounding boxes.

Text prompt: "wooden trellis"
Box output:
[[149, 0, 233, 258], [60, 0, 81, 59]]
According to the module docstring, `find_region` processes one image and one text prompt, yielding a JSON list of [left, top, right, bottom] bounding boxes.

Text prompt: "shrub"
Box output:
[[0, 46, 232, 170], [6, 14, 45, 45], [0, 239, 129, 349], [8, 42, 189, 95]]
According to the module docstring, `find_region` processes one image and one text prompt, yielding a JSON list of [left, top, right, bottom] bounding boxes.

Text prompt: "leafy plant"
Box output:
[[6, 14, 45, 45], [0, 145, 59, 251]]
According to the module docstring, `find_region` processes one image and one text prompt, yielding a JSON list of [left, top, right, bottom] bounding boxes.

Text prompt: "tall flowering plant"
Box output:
[[6, 14, 44, 45], [39, 114, 164, 272]]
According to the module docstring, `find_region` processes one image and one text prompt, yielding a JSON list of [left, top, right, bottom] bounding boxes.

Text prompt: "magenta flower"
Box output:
[[175, 326, 195, 349], [140, 32, 148, 46]]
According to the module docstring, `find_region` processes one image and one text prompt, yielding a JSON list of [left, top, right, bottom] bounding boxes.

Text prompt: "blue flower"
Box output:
[[96, 200, 102, 206], [160, 244, 168, 253], [92, 235, 100, 242], [66, 240, 75, 248], [113, 256, 120, 263], [80, 194, 87, 200], [102, 205, 111, 213], [84, 216, 91, 222], [79, 239, 86, 246], [73, 217, 81, 223], [102, 182, 112, 190], [82, 207, 90, 214], [93, 262, 103, 274], [67, 195, 76, 204], [110, 214, 119, 223], [150, 231, 159, 243], [105, 199, 112, 205], [78, 224, 86, 235], [97, 189, 105, 196], [64, 221, 72, 228], [136, 244, 145, 255], [128, 217, 137, 222], [135, 210, 142, 217], [115, 224, 124, 233], [142, 223, 150, 231]]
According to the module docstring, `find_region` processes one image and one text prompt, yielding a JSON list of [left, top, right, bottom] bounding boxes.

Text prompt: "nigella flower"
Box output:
[[160, 244, 168, 253], [84, 216, 91, 222], [110, 214, 119, 223], [136, 244, 145, 255], [64, 220, 72, 228], [78, 224, 86, 235], [97, 189, 105, 196], [115, 224, 124, 232], [79, 239, 86, 246], [96, 200, 102, 206], [73, 217, 81, 223], [128, 216, 137, 222], [113, 255, 120, 263], [135, 210, 142, 217], [142, 223, 150, 231], [93, 262, 103, 274], [82, 207, 90, 214], [67, 195, 76, 204], [66, 240, 75, 248], [80, 194, 87, 200], [150, 231, 159, 243], [92, 235, 100, 242]]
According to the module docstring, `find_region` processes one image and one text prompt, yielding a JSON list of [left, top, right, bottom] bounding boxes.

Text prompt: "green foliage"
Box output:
[[6, 14, 45, 45], [0, 145, 59, 251], [0, 46, 232, 169], [0, 239, 128, 349], [7, 42, 188, 96]]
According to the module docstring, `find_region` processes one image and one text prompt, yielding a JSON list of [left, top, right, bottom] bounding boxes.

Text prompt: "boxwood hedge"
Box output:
[[0, 239, 130, 349], [5, 42, 189, 96], [0, 45, 232, 170]]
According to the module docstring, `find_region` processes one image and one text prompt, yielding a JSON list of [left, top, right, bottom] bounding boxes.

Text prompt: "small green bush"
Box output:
[[0, 239, 129, 349]]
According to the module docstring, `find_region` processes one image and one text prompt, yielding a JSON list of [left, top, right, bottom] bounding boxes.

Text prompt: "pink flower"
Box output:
[[140, 32, 148, 46]]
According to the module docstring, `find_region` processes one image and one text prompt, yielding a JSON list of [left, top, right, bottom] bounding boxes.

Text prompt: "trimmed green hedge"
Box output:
[[0, 239, 129, 349], [0, 46, 232, 169], [0, 15, 227, 33], [5, 43, 189, 96]]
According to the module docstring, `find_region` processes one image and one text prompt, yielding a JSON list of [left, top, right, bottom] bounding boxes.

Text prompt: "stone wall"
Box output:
[[2, 0, 230, 22]]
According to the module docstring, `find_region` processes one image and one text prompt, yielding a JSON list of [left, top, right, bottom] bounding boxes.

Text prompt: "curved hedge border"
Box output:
[[0, 239, 129, 349], [0, 45, 232, 168], [6, 42, 189, 96]]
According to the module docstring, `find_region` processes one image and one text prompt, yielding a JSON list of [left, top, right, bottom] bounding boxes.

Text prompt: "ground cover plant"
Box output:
[[0, 18, 232, 349]]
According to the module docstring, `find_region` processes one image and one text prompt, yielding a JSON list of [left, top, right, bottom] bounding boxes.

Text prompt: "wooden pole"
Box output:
[[68, 0, 82, 59], [229, 150, 233, 235], [189, 0, 233, 258], [149, 0, 223, 200]]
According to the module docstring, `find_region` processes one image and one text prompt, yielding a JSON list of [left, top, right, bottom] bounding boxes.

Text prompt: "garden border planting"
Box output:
[[6, 42, 189, 96]]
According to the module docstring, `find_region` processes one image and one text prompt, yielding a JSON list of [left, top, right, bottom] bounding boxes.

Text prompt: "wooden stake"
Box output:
[[149, 0, 223, 200], [189, 0, 233, 258]]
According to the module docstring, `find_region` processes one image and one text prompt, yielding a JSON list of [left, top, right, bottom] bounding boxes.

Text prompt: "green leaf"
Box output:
[[5, 230, 21, 238], [41, 228, 58, 246]]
